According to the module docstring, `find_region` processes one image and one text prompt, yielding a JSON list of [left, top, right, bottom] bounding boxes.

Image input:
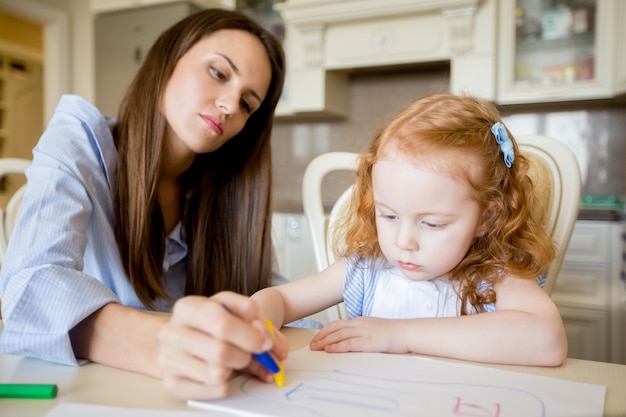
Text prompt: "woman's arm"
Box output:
[[70, 292, 276, 399], [69, 303, 168, 377], [311, 276, 567, 366], [252, 259, 347, 329]]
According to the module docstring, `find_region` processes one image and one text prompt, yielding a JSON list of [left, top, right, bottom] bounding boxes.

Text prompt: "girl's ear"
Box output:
[[476, 204, 497, 237]]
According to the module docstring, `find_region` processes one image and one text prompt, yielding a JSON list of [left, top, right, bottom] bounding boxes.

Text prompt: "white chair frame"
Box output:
[[515, 134, 581, 295], [302, 152, 358, 321]]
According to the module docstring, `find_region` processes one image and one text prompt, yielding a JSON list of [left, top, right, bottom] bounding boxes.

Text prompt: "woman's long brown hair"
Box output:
[[113, 8, 285, 308]]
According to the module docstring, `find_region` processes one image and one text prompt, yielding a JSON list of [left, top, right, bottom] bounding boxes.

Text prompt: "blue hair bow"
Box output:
[[491, 122, 514, 168]]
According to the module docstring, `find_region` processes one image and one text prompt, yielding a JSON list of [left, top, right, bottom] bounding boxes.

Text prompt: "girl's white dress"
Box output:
[[343, 257, 497, 319]]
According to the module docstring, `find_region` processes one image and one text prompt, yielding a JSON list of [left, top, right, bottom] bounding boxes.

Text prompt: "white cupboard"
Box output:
[[275, 0, 498, 118], [274, 0, 626, 118], [552, 220, 625, 364]]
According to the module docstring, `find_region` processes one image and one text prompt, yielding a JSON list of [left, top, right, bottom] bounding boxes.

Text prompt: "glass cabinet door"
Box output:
[[497, 0, 616, 104]]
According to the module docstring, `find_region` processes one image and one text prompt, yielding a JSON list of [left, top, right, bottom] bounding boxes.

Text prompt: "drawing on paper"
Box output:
[[236, 369, 544, 417], [188, 348, 606, 417]]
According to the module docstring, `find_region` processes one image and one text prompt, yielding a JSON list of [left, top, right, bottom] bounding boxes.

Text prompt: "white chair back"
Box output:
[[516, 134, 581, 295], [302, 152, 358, 321]]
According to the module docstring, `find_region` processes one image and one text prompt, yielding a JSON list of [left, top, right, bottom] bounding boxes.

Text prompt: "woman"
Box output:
[[0, 8, 285, 400]]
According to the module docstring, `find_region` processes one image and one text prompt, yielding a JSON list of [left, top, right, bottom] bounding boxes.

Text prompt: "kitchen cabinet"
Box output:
[[90, 0, 234, 14], [496, 0, 626, 104], [552, 220, 625, 364], [274, 0, 497, 118]]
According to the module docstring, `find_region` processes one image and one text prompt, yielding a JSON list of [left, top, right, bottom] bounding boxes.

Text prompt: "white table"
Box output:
[[1, 323, 625, 416]]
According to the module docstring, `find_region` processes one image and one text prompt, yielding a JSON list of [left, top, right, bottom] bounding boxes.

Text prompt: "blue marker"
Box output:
[[253, 349, 280, 373], [222, 304, 285, 386]]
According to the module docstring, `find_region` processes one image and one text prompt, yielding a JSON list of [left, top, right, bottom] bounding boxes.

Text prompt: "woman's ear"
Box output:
[[476, 204, 497, 237]]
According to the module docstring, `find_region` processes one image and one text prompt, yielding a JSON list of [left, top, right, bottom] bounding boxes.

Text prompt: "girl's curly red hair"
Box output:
[[333, 93, 556, 314]]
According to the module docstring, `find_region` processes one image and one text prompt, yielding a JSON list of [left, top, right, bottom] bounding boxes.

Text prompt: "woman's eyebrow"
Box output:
[[216, 53, 263, 103]]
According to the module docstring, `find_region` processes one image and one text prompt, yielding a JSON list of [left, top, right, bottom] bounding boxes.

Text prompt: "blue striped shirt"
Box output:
[[0, 95, 188, 365]]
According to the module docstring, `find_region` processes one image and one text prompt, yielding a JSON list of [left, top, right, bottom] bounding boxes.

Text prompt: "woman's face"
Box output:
[[161, 28, 272, 161]]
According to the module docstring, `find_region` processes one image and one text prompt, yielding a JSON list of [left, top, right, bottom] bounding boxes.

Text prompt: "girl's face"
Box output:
[[161, 29, 272, 161], [372, 153, 484, 282]]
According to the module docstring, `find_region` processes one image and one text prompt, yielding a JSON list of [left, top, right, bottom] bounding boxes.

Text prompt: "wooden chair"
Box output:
[[301, 135, 581, 322]]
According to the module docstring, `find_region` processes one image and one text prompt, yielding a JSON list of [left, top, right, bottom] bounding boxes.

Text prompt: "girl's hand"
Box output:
[[157, 292, 275, 400], [310, 317, 409, 354]]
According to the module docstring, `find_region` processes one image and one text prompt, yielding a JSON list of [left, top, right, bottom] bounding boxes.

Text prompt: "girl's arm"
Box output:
[[311, 276, 567, 366], [252, 259, 347, 329]]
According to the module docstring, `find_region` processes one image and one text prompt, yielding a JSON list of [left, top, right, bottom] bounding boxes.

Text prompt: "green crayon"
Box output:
[[0, 384, 58, 399]]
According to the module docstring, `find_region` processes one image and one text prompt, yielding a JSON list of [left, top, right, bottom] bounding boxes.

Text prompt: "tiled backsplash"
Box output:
[[271, 67, 626, 213], [502, 105, 626, 198]]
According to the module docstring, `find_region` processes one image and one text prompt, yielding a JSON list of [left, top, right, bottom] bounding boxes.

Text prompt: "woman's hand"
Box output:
[[310, 317, 409, 354], [158, 291, 287, 400]]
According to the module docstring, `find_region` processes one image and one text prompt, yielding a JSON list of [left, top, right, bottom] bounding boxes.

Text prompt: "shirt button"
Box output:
[[424, 302, 432, 310]]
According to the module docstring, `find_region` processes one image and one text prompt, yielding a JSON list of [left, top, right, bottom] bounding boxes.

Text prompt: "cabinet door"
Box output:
[[497, 0, 616, 104], [558, 305, 609, 362]]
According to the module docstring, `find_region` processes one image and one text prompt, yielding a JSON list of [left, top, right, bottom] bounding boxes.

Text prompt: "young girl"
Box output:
[[253, 93, 568, 367]]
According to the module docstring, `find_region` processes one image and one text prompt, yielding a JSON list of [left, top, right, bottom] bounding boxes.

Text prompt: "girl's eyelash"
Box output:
[[376, 212, 446, 229], [423, 221, 446, 229]]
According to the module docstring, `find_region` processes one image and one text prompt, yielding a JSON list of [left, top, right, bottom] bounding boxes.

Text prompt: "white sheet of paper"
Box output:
[[189, 348, 606, 417]]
